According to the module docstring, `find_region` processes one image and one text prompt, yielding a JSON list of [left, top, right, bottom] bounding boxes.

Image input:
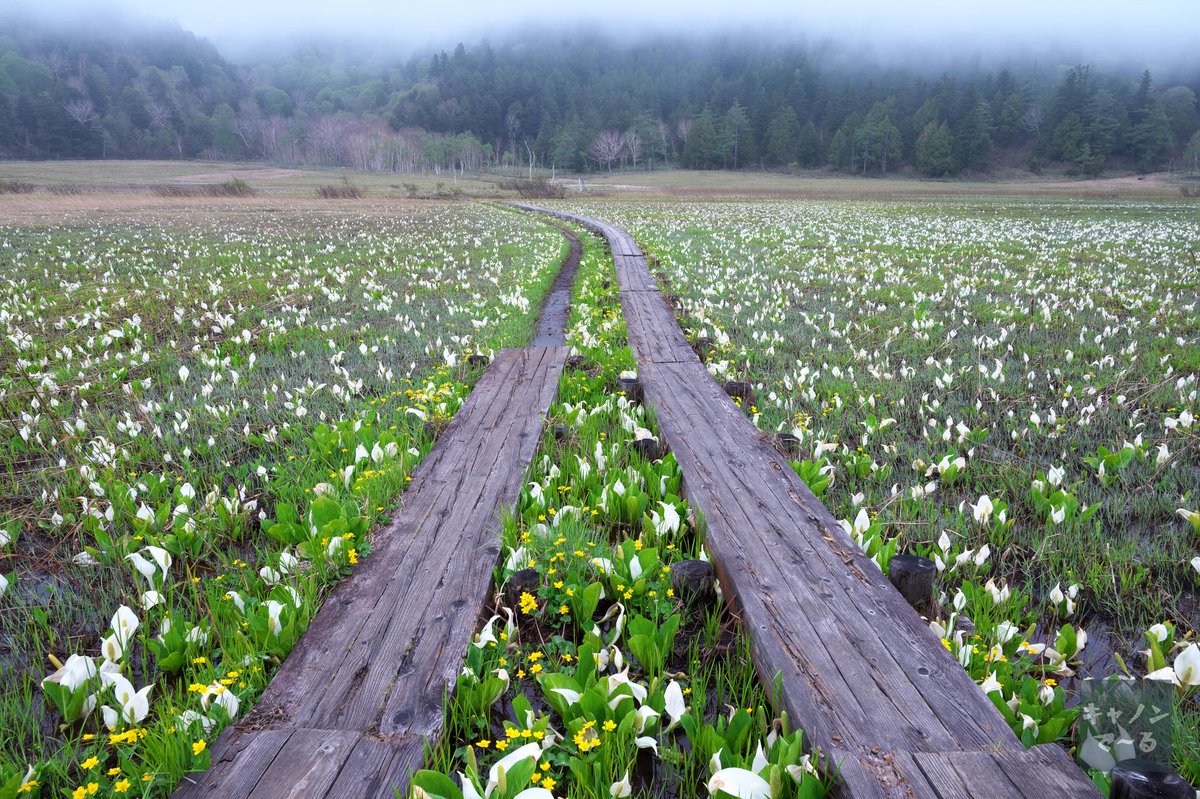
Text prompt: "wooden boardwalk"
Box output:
[[516, 205, 1099, 799], [175, 346, 566, 799]]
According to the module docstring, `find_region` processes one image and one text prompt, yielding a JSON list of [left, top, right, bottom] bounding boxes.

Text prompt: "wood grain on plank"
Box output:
[[175, 346, 566, 799], [521, 206, 1100, 799]]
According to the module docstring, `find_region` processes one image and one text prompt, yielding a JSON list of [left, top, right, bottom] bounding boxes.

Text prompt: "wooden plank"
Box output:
[[246, 729, 361, 799], [621, 290, 696, 365], [328, 735, 426, 798], [175, 346, 567, 799], [903, 747, 1100, 799], [175, 729, 291, 799], [526, 208, 1101, 799]]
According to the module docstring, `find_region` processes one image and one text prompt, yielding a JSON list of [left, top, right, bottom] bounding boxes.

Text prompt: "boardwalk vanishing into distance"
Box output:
[[174, 346, 566, 799], [516, 204, 1101, 799]]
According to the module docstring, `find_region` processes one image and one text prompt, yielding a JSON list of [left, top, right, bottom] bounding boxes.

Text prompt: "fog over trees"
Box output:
[[1, 10, 1198, 176]]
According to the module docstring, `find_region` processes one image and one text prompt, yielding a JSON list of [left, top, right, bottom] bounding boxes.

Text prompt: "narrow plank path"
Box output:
[[515, 204, 1100, 799], [175, 346, 566, 799]]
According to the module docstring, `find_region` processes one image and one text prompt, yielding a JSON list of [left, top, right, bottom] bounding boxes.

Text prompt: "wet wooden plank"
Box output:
[[529, 208, 1100, 799], [175, 346, 567, 799], [620, 290, 696, 365], [900, 746, 1100, 798]]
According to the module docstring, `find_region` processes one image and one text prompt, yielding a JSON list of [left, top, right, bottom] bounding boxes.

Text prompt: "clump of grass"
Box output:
[[0, 179, 35, 194], [499, 177, 566, 199], [316, 176, 363, 199], [219, 177, 255, 197]]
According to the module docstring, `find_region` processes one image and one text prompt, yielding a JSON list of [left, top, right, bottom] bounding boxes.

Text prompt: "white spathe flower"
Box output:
[[1174, 643, 1200, 687], [140, 591, 162, 610], [751, 743, 769, 773], [852, 508, 871, 536], [512, 790, 553, 799], [1147, 623, 1170, 643], [145, 546, 172, 575], [707, 768, 772, 799], [42, 654, 97, 691], [1190, 556, 1200, 575], [610, 772, 632, 799], [634, 704, 660, 734], [100, 634, 123, 662], [266, 600, 284, 636], [101, 671, 152, 724], [1047, 466, 1065, 486], [487, 742, 542, 794], [635, 736, 659, 754], [460, 775, 484, 799], [1050, 505, 1066, 525], [663, 679, 687, 731], [551, 687, 581, 706], [1049, 583, 1065, 607], [110, 605, 139, 648], [979, 672, 1003, 695], [653, 502, 681, 536], [200, 683, 241, 719], [606, 667, 648, 704], [178, 365, 189, 382], [996, 621, 1018, 644], [971, 495, 994, 525], [125, 552, 157, 584], [0, 573, 8, 599]]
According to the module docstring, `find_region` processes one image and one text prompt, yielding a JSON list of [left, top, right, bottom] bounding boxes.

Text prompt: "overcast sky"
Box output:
[[14, 0, 1199, 66]]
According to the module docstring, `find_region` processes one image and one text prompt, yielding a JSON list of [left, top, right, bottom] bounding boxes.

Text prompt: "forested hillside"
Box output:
[[2, 11, 1198, 175]]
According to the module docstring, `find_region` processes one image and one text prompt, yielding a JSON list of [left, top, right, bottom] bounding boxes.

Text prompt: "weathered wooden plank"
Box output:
[[175, 729, 291, 799], [621, 290, 696, 365], [245, 729, 361, 799], [902, 746, 1100, 798], [175, 346, 567, 799], [525, 207, 1101, 799], [613, 254, 658, 292]]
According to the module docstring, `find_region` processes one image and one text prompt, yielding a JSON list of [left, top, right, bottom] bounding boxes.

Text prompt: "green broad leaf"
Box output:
[[410, 770, 464, 799], [308, 496, 342, 530]]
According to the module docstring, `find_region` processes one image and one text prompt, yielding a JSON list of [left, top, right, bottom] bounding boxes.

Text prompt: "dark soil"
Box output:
[[532, 223, 583, 347]]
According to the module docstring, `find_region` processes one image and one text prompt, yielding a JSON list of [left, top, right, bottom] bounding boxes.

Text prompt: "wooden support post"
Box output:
[[775, 433, 802, 457], [617, 376, 644, 404], [1110, 759, 1194, 799], [723, 380, 754, 405], [631, 437, 662, 461], [886, 555, 936, 612], [670, 560, 715, 607], [505, 568, 540, 608]]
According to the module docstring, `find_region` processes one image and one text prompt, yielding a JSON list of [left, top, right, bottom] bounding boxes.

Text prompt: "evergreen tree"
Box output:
[[796, 120, 820, 167], [764, 105, 800, 166], [915, 121, 957, 176], [682, 106, 720, 169]]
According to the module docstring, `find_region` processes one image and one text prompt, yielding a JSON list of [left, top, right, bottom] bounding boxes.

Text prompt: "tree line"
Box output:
[[2, 14, 1198, 176]]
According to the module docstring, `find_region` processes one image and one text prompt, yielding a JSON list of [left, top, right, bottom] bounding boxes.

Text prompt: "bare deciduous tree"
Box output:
[[588, 130, 624, 173], [63, 99, 98, 128], [145, 99, 172, 130], [676, 118, 693, 143], [623, 130, 643, 169], [1021, 106, 1044, 138]]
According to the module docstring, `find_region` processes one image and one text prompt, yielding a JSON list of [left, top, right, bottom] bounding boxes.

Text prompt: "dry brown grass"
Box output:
[[0, 193, 433, 228]]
